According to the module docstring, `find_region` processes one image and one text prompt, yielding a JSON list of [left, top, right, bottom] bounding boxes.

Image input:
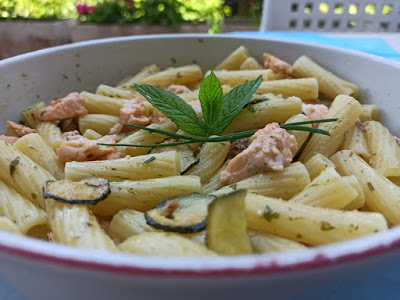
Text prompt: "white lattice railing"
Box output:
[[260, 0, 400, 32]]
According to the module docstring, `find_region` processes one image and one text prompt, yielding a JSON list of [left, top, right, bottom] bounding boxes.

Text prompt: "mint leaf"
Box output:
[[210, 75, 263, 135], [135, 84, 208, 136], [199, 71, 223, 133]]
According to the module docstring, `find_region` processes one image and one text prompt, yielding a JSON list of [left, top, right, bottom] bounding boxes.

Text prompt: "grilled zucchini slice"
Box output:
[[206, 190, 252, 255], [148, 138, 199, 174], [43, 177, 110, 205], [145, 193, 216, 233]]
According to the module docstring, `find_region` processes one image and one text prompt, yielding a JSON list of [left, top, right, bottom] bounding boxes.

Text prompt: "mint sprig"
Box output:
[[135, 73, 263, 137], [135, 84, 208, 136]]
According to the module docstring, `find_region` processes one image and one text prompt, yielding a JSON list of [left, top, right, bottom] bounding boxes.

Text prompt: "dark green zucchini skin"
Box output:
[[145, 193, 216, 234], [43, 178, 111, 205]]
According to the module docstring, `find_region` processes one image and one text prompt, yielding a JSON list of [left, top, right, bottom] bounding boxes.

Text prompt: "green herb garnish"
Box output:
[[99, 72, 338, 148]]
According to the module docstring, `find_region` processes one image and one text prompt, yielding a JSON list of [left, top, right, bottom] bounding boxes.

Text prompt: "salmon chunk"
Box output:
[[36, 92, 88, 122], [263, 53, 293, 79], [0, 135, 19, 145], [6, 121, 36, 136], [56, 132, 122, 162], [302, 103, 329, 127], [219, 123, 297, 185], [166, 85, 192, 94]]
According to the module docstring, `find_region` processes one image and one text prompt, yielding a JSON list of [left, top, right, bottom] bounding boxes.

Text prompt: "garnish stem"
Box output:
[[99, 119, 336, 148]]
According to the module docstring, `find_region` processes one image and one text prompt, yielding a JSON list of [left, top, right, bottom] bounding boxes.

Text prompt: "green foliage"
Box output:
[[0, 0, 225, 31], [135, 0, 186, 26], [82, 1, 136, 24]]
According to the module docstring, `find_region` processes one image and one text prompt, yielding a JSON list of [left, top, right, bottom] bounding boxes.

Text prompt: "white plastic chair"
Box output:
[[260, 0, 400, 32]]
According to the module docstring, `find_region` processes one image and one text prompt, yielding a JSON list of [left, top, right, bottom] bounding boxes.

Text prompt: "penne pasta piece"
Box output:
[[256, 78, 319, 101], [365, 121, 400, 177], [36, 122, 66, 151], [245, 192, 387, 246], [119, 232, 216, 256], [139, 65, 202, 89], [108, 209, 156, 243], [215, 46, 250, 71], [96, 84, 139, 99], [209, 69, 274, 87], [203, 160, 230, 194], [342, 175, 365, 210], [292, 55, 359, 99], [0, 141, 54, 208], [340, 123, 370, 161], [214, 162, 310, 200], [360, 104, 379, 122], [81, 91, 129, 116], [0, 180, 47, 234], [47, 201, 117, 251], [299, 95, 362, 162], [304, 153, 335, 181], [65, 151, 180, 182], [248, 231, 307, 253], [82, 129, 103, 140], [0, 216, 21, 234], [239, 57, 263, 70], [331, 150, 400, 225], [289, 167, 358, 209], [78, 114, 120, 135], [90, 175, 202, 215], [185, 141, 230, 184], [13, 133, 65, 180], [116, 64, 160, 90], [224, 97, 302, 134], [20, 102, 46, 128]]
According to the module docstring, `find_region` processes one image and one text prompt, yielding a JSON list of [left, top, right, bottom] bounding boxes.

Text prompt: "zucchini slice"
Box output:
[[145, 193, 216, 234], [43, 177, 110, 205], [148, 138, 199, 174], [206, 190, 252, 255]]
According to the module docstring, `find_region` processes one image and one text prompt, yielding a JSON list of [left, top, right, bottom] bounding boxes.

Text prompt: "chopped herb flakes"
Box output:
[[320, 221, 335, 231], [9, 157, 20, 176], [367, 182, 375, 191], [262, 205, 280, 222], [144, 156, 156, 164]]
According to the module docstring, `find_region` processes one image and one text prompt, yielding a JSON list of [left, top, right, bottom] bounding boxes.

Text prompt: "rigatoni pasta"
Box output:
[[0, 46, 395, 257]]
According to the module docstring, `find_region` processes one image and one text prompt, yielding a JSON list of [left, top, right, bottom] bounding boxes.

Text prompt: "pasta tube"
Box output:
[[257, 78, 319, 100], [365, 121, 400, 177], [214, 162, 310, 200], [245, 193, 387, 246], [13, 133, 65, 180], [304, 153, 335, 181], [185, 141, 230, 184], [108, 209, 156, 243], [0, 180, 47, 234], [299, 95, 362, 162], [81, 91, 129, 116], [65, 151, 181, 182], [36, 122, 66, 151], [331, 150, 400, 226], [90, 176, 202, 215], [292, 55, 359, 99], [223, 96, 302, 134], [215, 46, 250, 70], [289, 167, 359, 209], [119, 232, 216, 256]]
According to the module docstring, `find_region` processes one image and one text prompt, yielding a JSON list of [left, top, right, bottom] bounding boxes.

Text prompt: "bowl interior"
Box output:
[[0, 34, 400, 274]]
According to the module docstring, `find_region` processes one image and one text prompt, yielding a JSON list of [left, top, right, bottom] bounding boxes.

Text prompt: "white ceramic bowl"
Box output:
[[1, 34, 400, 300]]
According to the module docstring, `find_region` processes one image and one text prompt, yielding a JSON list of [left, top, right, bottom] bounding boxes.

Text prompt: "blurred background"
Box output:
[[0, 0, 262, 59]]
